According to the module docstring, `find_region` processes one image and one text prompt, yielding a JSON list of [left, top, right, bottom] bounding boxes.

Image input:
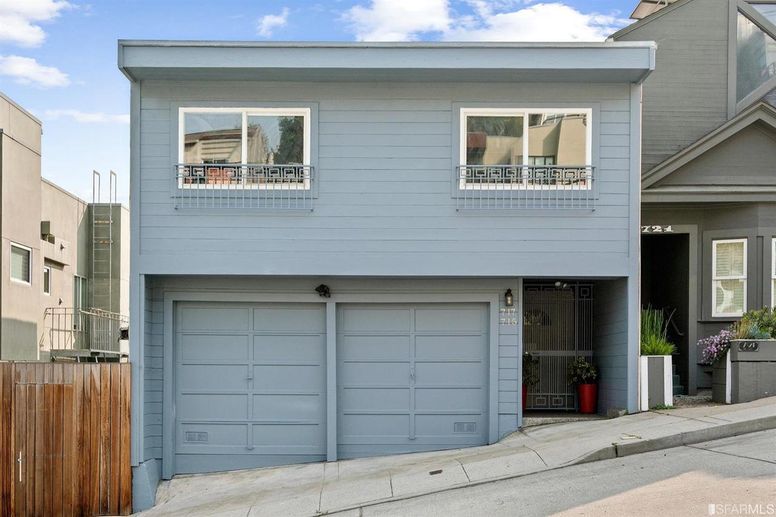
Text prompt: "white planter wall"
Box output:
[[639, 355, 673, 411]]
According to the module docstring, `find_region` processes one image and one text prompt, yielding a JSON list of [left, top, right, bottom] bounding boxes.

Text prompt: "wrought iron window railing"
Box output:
[[455, 165, 595, 210], [174, 163, 314, 210]]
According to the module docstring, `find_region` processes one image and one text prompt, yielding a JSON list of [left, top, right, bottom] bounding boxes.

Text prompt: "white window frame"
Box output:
[[178, 107, 311, 190], [43, 265, 51, 295], [10, 242, 32, 286], [458, 107, 593, 190], [712, 238, 748, 318], [772, 237, 776, 308]]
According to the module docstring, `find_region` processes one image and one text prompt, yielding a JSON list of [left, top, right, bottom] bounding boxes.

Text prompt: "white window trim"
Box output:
[[458, 107, 593, 191], [43, 265, 51, 295], [178, 107, 311, 190], [712, 238, 748, 318], [10, 242, 32, 286], [772, 237, 776, 308]]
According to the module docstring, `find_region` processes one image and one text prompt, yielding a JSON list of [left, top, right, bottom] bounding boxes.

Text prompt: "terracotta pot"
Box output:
[[577, 383, 598, 414]]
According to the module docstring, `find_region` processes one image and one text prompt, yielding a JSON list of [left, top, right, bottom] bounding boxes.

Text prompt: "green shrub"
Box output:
[[640, 308, 676, 356], [522, 353, 540, 388], [567, 357, 598, 385], [732, 307, 776, 340]]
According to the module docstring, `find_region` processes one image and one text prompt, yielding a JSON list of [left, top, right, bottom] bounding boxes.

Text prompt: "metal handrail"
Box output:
[[40, 307, 128, 355], [454, 165, 595, 210]]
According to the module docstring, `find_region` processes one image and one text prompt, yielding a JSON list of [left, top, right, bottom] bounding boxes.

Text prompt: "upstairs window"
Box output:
[[712, 239, 747, 317], [178, 108, 311, 189], [459, 109, 591, 190], [10, 243, 31, 285], [736, 9, 776, 102], [43, 266, 51, 295]]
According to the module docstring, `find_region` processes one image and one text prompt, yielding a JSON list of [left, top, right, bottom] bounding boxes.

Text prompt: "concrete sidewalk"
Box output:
[[140, 397, 776, 517]]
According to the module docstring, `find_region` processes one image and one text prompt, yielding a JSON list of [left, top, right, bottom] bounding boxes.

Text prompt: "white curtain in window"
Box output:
[[713, 239, 746, 316]]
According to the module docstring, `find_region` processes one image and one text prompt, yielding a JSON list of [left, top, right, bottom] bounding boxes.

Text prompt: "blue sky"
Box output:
[[0, 0, 637, 203]]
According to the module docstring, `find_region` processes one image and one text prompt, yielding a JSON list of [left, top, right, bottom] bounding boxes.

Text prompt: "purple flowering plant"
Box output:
[[696, 329, 732, 365]]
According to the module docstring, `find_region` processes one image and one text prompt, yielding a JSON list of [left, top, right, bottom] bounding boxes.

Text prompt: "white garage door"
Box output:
[[174, 302, 326, 474], [337, 304, 489, 458]]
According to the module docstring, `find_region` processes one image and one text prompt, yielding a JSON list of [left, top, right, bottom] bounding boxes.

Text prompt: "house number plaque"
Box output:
[[641, 225, 674, 233], [500, 307, 517, 326], [738, 341, 759, 352]]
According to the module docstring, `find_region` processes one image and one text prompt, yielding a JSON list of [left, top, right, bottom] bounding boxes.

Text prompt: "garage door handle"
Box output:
[[410, 367, 415, 381]]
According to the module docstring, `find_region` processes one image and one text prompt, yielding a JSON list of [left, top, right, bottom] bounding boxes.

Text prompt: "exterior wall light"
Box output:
[[504, 289, 514, 307], [315, 284, 331, 298]]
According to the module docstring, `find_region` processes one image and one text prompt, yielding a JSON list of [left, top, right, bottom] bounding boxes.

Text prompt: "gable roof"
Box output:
[[641, 101, 776, 200]]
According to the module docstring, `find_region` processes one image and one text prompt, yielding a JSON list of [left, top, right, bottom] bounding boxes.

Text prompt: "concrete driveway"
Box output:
[[139, 397, 776, 516]]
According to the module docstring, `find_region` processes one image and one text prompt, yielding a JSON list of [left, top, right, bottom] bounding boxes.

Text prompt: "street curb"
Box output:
[[577, 414, 776, 463], [323, 416, 776, 515]]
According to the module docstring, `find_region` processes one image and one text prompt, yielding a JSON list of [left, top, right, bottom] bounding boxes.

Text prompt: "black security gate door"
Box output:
[[523, 283, 593, 410]]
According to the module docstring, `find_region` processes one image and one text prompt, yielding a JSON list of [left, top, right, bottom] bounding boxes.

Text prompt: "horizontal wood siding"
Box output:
[[593, 279, 629, 412], [136, 81, 633, 278], [615, 0, 730, 173]]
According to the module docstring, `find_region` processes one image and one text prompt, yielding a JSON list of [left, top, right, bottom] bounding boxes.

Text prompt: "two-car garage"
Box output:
[[173, 301, 490, 475]]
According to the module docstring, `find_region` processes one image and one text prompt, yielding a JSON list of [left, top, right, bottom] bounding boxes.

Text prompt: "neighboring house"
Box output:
[[613, 0, 776, 395], [0, 91, 130, 361], [119, 41, 654, 510]]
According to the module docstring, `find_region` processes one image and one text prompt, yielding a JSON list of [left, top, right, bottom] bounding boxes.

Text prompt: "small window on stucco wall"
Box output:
[[712, 239, 747, 317]]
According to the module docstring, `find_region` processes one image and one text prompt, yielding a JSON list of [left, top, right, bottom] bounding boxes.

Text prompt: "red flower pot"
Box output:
[[577, 383, 598, 414], [522, 384, 528, 409]]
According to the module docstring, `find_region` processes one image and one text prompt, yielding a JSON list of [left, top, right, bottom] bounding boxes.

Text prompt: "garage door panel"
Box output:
[[178, 394, 248, 420], [252, 424, 324, 450], [254, 306, 325, 332], [252, 365, 324, 390], [337, 303, 489, 457], [415, 414, 486, 440], [253, 334, 325, 363], [415, 308, 485, 332], [340, 414, 410, 439], [339, 335, 410, 361], [339, 362, 409, 385], [341, 388, 409, 410], [252, 394, 323, 421], [178, 364, 248, 391], [175, 302, 326, 475], [178, 334, 250, 362], [179, 306, 251, 331], [178, 423, 247, 449], [340, 308, 411, 332], [415, 362, 485, 385], [415, 335, 486, 361], [415, 387, 485, 411]]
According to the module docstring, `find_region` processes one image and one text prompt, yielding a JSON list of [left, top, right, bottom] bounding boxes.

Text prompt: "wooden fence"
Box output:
[[0, 362, 132, 516]]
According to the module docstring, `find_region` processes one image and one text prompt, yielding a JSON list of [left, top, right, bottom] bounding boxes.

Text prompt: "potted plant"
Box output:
[[727, 308, 776, 403], [567, 357, 598, 414], [522, 353, 540, 409], [639, 308, 677, 410], [698, 328, 733, 403]]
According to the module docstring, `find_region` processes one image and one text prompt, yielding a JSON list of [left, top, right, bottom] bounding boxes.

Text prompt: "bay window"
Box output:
[[712, 238, 747, 317]]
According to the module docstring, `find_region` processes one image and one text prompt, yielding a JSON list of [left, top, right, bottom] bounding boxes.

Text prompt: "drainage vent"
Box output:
[[453, 422, 477, 433]]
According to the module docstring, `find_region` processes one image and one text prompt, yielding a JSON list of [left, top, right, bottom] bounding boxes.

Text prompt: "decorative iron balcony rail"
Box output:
[[454, 165, 595, 210], [174, 164, 314, 210]]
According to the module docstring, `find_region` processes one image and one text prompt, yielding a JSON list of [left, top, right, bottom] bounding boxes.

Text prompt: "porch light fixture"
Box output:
[[504, 289, 514, 307], [315, 284, 331, 298]]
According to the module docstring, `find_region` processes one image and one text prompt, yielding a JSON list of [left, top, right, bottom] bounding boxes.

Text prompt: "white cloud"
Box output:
[[44, 109, 130, 124], [342, 1, 626, 42], [0, 0, 71, 47], [445, 3, 626, 42], [343, 0, 450, 41], [0, 55, 69, 87], [257, 8, 289, 38]]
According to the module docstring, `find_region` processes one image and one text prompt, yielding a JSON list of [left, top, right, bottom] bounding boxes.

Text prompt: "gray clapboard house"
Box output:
[[613, 0, 776, 395], [119, 41, 655, 509]]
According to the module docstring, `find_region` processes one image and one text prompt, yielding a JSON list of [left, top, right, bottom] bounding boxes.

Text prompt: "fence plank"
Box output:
[[2, 362, 132, 516]]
